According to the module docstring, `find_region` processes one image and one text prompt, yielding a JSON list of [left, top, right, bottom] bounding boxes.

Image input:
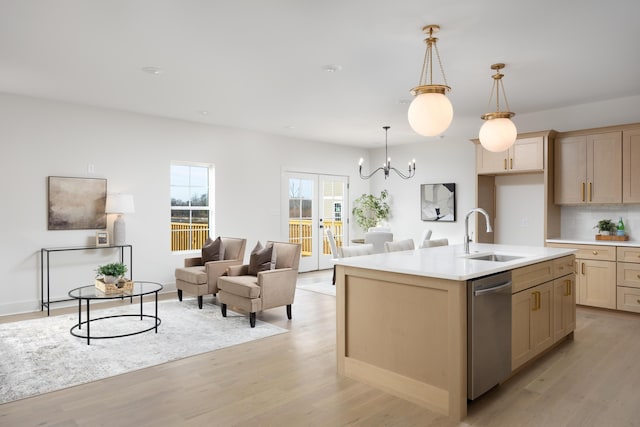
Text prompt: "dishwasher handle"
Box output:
[[473, 281, 512, 297]]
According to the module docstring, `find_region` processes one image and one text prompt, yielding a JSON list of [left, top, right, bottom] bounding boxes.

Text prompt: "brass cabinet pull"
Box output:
[[510, 158, 513, 169], [558, 266, 564, 270], [581, 262, 585, 275], [565, 280, 572, 296], [637, 299, 640, 305], [503, 158, 507, 170], [592, 250, 598, 255], [581, 182, 585, 202], [637, 274, 640, 279], [589, 182, 592, 202]]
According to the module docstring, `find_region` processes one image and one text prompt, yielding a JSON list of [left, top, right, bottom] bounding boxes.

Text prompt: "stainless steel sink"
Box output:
[[465, 253, 524, 262]]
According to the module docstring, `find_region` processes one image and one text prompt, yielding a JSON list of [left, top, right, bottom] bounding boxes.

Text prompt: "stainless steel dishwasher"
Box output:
[[467, 270, 512, 400]]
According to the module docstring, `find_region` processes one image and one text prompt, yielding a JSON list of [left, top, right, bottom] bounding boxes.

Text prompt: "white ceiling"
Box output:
[[1, 0, 639, 147]]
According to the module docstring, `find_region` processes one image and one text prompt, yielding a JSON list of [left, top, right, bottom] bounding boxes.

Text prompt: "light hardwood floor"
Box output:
[[1, 271, 640, 426]]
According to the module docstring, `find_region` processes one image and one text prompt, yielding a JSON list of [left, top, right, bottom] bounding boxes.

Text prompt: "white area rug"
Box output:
[[296, 271, 336, 297], [0, 299, 287, 404]]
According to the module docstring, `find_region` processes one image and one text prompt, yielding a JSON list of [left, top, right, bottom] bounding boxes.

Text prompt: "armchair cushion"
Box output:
[[248, 241, 275, 275], [175, 266, 207, 284], [218, 275, 261, 298], [202, 236, 225, 263]]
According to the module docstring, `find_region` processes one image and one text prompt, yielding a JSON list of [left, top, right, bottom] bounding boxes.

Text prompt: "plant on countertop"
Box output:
[[96, 262, 128, 278], [594, 219, 617, 234], [352, 189, 391, 232]]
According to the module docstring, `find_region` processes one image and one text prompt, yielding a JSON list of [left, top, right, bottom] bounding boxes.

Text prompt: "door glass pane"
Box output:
[[288, 178, 313, 258], [322, 179, 345, 255]]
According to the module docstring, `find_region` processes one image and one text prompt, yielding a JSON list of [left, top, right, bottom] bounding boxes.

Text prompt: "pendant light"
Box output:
[[408, 24, 453, 137], [479, 63, 517, 152]]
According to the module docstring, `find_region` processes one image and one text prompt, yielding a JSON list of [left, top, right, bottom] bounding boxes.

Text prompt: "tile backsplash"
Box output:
[[560, 205, 640, 240]]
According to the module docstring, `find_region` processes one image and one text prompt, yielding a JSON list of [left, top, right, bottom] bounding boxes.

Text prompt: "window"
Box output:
[[170, 162, 214, 252]]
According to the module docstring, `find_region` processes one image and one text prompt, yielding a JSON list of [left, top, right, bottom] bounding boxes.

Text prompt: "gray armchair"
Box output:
[[174, 237, 247, 309], [217, 241, 301, 327]]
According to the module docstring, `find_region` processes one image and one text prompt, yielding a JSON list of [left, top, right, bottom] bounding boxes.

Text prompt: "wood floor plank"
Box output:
[[2, 272, 640, 426]]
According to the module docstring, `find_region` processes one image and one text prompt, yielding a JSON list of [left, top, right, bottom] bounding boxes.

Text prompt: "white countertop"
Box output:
[[334, 243, 576, 281], [547, 238, 640, 247]]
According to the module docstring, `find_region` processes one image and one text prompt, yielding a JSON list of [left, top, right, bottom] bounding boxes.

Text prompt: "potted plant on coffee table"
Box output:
[[96, 262, 128, 285]]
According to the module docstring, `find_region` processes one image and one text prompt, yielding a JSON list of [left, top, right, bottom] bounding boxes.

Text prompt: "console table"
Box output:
[[40, 244, 133, 315]]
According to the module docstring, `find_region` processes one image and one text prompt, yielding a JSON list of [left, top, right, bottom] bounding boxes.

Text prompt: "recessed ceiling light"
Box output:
[[323, 64, 343, 73], [141, 66, 163, 75], [198, 110, 209, 116]]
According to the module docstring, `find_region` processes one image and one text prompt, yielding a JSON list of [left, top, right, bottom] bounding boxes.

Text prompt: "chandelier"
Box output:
[[408, 24, 453, 137], [479, 63, 517, 152], [359, 126, 416, 180]]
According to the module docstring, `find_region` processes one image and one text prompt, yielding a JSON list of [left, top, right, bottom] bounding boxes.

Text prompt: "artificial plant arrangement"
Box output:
[[594, 219, 617, 234], [352, 189, 391, 232], [96, 262, 128, 284]]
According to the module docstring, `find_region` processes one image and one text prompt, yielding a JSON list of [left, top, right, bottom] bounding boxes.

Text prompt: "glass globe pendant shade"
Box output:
[[408, 92, 453, 137], [479, 118, 517, 152]]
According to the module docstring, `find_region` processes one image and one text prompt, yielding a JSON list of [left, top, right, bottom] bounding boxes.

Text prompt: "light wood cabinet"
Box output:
[[617, 246, 640, 312], [547, 243, 617, 309], [511, 255, 575, 371], [623, 128, 640, 203], [577, 259, 616, 309], [554, 131, 622, 204], [476, 136, 544, 174], [512, 281, 554, 370], [553, 276, 576, 341]]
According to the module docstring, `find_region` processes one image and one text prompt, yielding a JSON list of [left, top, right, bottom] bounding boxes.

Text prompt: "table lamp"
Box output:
[[105, 194, 135, 245]]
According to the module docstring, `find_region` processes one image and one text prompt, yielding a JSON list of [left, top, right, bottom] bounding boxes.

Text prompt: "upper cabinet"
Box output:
[[554, 131, 622, 204], [476, 136, 544, 174], [623, 128, 640, 203]]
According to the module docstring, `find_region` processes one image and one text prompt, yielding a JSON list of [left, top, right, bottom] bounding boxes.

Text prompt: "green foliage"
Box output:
[[351, 190, 391, 232], [594, 219, 617, 233], [96, 262, 128, 277]]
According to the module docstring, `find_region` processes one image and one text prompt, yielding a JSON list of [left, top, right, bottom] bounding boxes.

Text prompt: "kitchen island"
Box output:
[[334, 243, 576, 421]]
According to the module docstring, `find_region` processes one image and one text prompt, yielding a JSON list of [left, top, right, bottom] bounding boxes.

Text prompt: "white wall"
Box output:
[[0, 93, 369, 315]]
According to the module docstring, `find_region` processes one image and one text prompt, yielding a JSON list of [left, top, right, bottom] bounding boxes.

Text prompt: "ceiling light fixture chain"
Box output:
[[359, 126, 416, 180]]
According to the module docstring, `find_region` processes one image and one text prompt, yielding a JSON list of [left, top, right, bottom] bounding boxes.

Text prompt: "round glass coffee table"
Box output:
[[68, 281, 163, 345]]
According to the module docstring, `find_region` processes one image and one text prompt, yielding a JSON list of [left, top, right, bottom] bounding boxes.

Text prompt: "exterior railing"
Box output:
[[171, 223, 209, 251], [289, 220, 343, 256], [171, 220, 344, 255]]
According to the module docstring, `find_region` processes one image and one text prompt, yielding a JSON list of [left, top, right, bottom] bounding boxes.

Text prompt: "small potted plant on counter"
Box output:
[[594, 219, 617, 236], [96, 262, 128, 286]]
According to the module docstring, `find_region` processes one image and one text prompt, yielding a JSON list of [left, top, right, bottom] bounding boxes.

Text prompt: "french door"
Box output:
[[282, 172, 348, 272]]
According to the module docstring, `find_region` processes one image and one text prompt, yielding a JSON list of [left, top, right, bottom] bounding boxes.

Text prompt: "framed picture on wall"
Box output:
[[421, 183, 456, 222], [48, 176, 107, 230], [95, 231, 109, 247]]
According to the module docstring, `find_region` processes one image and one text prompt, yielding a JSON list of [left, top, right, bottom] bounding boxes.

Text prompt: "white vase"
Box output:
[[103, 275, 118, 284], [600, 231, 610, 236]]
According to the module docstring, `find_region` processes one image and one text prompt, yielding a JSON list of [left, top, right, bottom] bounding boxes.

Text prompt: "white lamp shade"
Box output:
[[408, 92, 454, 136], [105, 194, 135, 214], [479, 118, 518, 152]]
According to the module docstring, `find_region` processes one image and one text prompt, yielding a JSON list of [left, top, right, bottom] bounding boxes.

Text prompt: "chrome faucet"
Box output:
[[464, 208, 493, 254]]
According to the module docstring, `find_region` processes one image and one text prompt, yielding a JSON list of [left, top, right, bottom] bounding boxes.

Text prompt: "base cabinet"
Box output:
[[553, 277, 576, 341], [512, 281, 554, 370], [511, 255, 575, 371], [577, 259, 616, 309]]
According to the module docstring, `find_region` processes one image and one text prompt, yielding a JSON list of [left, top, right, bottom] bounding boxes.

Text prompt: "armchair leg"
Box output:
[[221, 303, 227, 317], [177, 289, 183, 301], [286, 304, 292, 319], [198, 296, 203, 309], [250, 312, 256, 328]]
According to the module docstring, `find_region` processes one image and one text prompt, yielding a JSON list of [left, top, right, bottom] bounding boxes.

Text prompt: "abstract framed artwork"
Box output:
[[48, 176, 107, 230], [421, 183, 456, 222]]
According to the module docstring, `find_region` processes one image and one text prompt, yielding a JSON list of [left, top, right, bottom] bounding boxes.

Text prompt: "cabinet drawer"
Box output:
[[617, 247, 640, 263], [617, 286, 640, 313], [548, 243, 616, 261], [553, 256, 575, 278], [617, 262, 640, 288], [512, 260, 553, 293]]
